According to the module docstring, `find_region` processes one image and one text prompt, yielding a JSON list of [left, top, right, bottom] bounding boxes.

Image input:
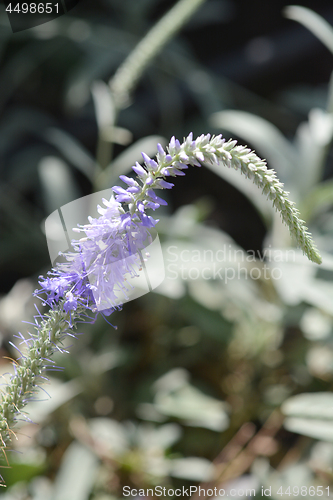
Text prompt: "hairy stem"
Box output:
[[0, 133, 321, 480], [0, 304, 85, 451]]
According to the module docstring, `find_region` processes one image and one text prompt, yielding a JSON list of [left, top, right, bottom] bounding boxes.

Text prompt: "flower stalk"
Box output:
[[0, 133, 321, 479], [0, 302, 87, 478], [113, 133, 322, 265]]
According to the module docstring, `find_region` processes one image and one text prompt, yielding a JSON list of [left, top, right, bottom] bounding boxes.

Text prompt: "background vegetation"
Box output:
[[0, 0, 333, 498]]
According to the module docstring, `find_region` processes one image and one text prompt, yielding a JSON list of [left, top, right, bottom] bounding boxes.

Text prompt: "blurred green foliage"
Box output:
[[0, 0, 333, 498]]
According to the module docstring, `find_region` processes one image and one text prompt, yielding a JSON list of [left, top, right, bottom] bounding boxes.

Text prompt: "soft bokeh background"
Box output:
[[0, 0, 333, 498]]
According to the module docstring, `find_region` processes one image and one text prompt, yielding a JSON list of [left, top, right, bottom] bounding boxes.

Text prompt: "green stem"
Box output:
[[96, 123, 117, 172], [0, 133, 321, 480], [109, 0, 207, 109], [96, 0, 206, 174], [0, 303, 85, 450]]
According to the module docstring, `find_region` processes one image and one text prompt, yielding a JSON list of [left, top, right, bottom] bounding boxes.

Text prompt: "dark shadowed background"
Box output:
[[0, 0, 333, 497]]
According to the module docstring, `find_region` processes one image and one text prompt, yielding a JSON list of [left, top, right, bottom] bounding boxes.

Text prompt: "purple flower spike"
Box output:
[[41, 132, 299, 322], [1, 132, 321, 468]]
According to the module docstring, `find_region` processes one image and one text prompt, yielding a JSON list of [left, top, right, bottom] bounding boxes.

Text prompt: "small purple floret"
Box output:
[[132, 163, 146, 177], [119, 175, 137, 187]]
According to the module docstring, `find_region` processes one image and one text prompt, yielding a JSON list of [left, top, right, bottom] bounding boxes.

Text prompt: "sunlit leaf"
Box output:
[[169, 457, 215, 481], [38, 156, 80, 212], [52, 442, 98, 500], [295, 109, 333, 194], [91, 80, 116, 131], [284, 418, 333, 442], [282, 393, 333, 441], [153, 369, 229, 431], [282, 392, 333, 420], [1, 462, 46, 489], [284, 5, 333, 55]]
